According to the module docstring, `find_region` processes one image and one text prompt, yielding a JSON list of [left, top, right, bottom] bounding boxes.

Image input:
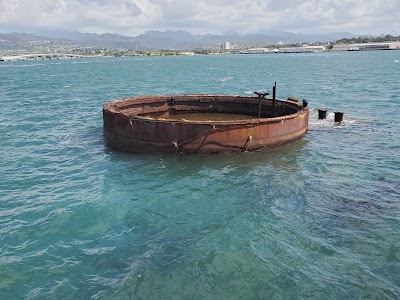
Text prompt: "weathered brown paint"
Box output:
[[103, 94, 309, 153]]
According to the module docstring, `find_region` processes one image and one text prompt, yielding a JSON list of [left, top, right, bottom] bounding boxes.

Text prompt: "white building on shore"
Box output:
[[222, 41, 231, 50], [243, 47, 270, 54], [333, 41, 400, 51], [277, 45, 326, 53]]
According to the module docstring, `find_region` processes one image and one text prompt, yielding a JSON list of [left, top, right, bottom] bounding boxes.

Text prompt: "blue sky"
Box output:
[[0, 0, 399, 36]]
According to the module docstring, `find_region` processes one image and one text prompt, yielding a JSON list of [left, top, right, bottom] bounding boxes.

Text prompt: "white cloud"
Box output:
[[0, 0, 399, 35], [0, 0, 162, 33]]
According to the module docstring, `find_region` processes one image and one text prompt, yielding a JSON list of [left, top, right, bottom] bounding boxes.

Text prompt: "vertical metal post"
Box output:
[[254, 91, 269, 119], [334, 112, 344, 122], [272, 82, 276, 117], [318, 109, 327, 120]]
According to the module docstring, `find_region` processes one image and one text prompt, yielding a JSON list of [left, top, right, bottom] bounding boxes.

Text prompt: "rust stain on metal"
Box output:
[[103, 94, 309, 153]]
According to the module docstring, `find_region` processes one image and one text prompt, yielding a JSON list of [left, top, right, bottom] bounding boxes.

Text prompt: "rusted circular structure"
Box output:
[[103, 94, 309, 153]]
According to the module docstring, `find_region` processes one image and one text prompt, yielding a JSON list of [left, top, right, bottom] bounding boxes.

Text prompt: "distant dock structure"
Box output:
[[240, 44, 326, 54], [0, 53, 100, 62], [333, 41, 400, 51]]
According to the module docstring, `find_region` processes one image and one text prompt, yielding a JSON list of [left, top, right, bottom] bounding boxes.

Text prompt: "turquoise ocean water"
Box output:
[[1, 51, 400, 299]]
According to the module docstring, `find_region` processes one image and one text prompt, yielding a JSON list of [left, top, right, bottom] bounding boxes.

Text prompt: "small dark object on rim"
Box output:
[[287, 96, 299, 102]]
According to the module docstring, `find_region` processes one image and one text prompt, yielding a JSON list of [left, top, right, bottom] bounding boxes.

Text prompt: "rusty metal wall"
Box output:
[[103, 95, 309, 153]]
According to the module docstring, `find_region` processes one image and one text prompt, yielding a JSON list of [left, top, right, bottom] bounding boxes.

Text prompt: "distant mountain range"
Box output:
[[0, 30, 357, 51]]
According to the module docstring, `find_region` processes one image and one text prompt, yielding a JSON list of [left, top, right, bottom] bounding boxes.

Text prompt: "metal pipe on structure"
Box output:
[[254, 91, 269, 118], [257, 93, 262, 118], [272, 82, 276, 117]]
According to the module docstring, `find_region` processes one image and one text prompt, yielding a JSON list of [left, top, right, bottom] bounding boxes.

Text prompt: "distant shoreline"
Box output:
[[2, 44, 400, 62]]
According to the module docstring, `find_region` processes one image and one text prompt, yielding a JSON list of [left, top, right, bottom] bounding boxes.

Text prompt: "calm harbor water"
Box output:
[[1, 51, 400, 299]]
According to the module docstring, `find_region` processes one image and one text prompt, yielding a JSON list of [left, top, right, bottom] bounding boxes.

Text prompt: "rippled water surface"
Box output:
[[1, 52, 400, 299]]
